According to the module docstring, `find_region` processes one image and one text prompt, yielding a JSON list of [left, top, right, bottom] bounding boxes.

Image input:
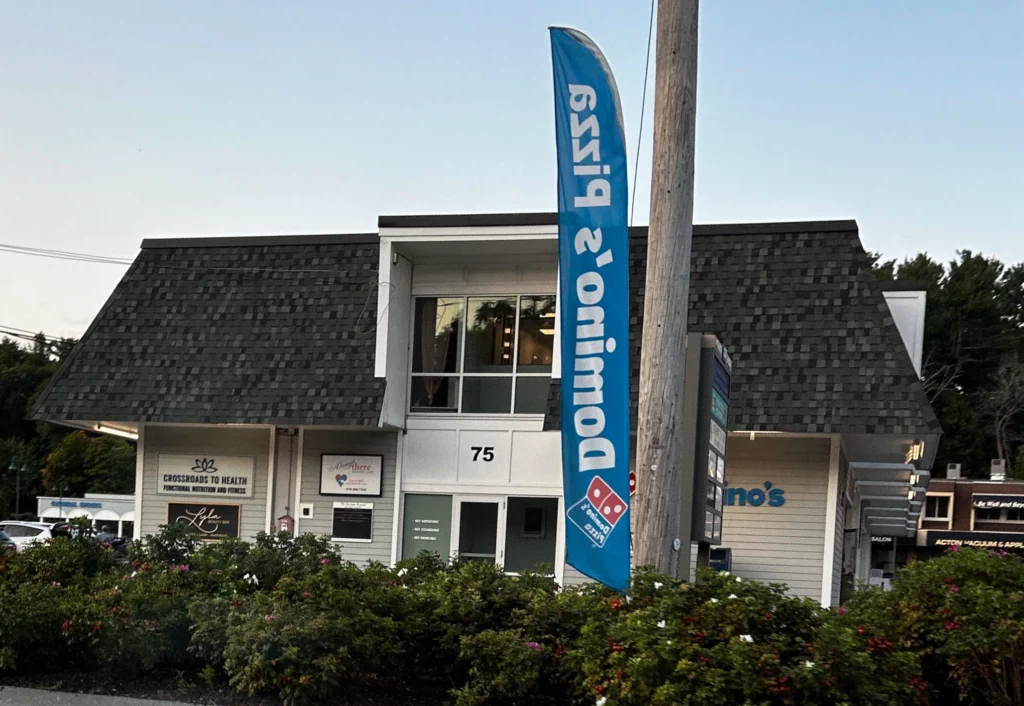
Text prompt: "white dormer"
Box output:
[[880, 282, 927, 376]]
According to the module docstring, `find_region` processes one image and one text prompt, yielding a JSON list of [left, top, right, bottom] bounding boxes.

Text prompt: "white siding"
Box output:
[[298, 429, 398, 566], [721, 437, 831, 599], [141, 426, 271, 540]]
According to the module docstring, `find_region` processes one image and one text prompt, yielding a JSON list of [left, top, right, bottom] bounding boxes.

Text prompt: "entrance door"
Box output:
[[451, 496, 505, 566]]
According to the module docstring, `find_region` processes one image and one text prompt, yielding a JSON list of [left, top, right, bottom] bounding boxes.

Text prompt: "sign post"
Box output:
[[550, 27, 631, 591]]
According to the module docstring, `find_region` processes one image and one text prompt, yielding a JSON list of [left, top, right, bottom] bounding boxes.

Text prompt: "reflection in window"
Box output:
[[409, 294, 555, 415], [465, 297, 516, 373], [411, 298, 463, 413], [517, 296, 555, 372]]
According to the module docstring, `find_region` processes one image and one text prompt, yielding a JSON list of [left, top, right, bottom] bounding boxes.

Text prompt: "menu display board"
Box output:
[[332, 502, 373, 542]]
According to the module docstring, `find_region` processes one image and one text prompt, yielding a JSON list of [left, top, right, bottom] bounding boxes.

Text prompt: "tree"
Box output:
[[41, 431, 91, 497], [977, 355, 1024, 467], [84, 435, 136, 494]]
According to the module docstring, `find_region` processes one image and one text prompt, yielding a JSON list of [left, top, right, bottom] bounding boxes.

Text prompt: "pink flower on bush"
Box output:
[[320, 558, 331, 565], [950, 584, 960, 593], [176, 564, 189, 572], [947, 544, 960, 552], [265, 614, 275, 623], [525, 641, 541, 652], [302, 591, 312, 599], [999, 550, 1008, 557], [945, 620, 961, 631], [61, 620, 72, 633], [837, 606, 848, 615]]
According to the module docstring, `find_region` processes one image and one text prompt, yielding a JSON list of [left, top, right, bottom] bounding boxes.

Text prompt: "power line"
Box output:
[[0, 242, 366, 276], [629, 0, 657, 232]]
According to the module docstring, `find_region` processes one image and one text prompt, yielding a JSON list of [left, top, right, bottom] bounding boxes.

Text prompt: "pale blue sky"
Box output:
[[1, 1, 1021, 338]]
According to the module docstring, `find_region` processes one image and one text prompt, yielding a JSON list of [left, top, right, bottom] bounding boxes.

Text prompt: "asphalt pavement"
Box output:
[[0, 687, 196, 705]]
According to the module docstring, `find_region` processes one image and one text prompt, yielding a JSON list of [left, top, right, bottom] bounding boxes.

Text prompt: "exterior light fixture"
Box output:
[[94, 424, 139, 440]]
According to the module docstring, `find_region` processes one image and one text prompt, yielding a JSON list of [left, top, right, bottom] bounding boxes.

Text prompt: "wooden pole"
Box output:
[[633, 0, 700, 576]]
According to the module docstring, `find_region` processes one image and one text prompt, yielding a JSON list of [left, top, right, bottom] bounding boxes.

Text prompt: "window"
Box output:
[[120, 521, 134, 538], [410, 295, 554, 414], [975, 507, 1000, 522], [1007, 509, 1024, 522], [924, 495, 950, 520]]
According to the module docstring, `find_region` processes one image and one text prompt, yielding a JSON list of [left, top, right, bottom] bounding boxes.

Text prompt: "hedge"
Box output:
[[2, 521, 1023, 705]]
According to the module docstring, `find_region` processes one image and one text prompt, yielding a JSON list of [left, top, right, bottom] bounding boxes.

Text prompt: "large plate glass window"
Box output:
[[410, 294, 554, 414]]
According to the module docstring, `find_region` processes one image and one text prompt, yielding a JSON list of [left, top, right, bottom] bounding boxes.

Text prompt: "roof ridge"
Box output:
[[140, 233, 379, 249]]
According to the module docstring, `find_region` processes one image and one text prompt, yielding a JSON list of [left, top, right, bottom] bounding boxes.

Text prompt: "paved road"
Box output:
[[0, 687, 196, 705]]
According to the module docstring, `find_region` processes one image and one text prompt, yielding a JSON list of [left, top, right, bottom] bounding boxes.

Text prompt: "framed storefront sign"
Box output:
[[167, 503, 240, 540], [331, 502, 373, 542], [320, 454, 383, 497], [973, 494, 1024, 510], [157, 454, 255, 498]]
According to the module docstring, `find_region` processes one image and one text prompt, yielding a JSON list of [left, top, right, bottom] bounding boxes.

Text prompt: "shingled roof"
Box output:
[[544, 220, 940, 436], [31, 235, 386, 426]]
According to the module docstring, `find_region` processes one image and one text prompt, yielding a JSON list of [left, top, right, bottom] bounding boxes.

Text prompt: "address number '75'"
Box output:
[[471, 446, 495, 462]]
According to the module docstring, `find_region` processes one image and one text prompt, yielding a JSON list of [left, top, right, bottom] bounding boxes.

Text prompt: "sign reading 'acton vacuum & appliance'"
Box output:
[[157, 454, 255, 498]]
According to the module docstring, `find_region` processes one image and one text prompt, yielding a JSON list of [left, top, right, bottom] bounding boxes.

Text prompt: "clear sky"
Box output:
[[1, 1, 1021, 339]]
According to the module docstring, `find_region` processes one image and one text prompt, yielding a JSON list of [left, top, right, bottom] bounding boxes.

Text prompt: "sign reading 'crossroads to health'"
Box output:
[[157, 454, 255, 498], [551, 27, 631, 592]]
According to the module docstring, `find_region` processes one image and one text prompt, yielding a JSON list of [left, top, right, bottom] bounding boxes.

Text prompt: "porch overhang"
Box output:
[[852, 462, 931, 537]]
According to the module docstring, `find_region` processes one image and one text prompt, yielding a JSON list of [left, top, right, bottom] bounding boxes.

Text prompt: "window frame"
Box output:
[[923, 494, 952, 522], [408, 293, 555, 415]]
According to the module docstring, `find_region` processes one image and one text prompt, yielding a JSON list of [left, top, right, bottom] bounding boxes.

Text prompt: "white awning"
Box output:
[[852, 462, 930, 537]]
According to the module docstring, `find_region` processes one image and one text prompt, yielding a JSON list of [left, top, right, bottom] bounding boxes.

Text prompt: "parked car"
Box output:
[[0, 529, 14, 556], [0, 521, 58, 552]]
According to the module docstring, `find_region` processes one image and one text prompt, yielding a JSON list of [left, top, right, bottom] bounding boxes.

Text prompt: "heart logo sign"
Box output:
[[335, 474, 348, 487]]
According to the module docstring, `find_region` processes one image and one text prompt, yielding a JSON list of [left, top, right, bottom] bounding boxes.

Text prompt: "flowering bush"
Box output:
[[5, 524, 1024, 705], [839, 546, 1024, 706]]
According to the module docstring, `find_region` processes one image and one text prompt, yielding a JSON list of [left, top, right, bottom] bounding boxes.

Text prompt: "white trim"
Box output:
[[554, 494, 566, 586], [403, 482, 561, 495], [923, 492, 954, 529], [380, 225, 558, 240], [293, 428, 305, 536], [451, 494, 506, 566], [265, 429, 276, 533], [374, 240, 393, 378], [133, 424, 145, 540], [332, 537, 373, 543], [820, 435, 841, 607], [390, 432, 405, 566], [551, 263, 561, 378]]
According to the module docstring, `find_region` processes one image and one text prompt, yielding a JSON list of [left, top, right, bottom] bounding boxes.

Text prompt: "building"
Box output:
[[908, 465, 1024, 561], [30, 214, 940, 605], [35, 493, 135, 537]]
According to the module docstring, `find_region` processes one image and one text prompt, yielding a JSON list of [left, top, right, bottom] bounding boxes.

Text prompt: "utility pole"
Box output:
[[633, 0, 700, 576]]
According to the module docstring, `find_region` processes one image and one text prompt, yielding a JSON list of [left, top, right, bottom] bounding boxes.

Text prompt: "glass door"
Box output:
[[451, 496, 505, 566]]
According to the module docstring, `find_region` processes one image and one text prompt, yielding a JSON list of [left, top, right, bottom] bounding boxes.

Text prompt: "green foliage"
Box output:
[[6, 525, 1024, 706], [841, 547, 1024, 706], [870, 250, 1024, 477], [83, 435, 136, 493]]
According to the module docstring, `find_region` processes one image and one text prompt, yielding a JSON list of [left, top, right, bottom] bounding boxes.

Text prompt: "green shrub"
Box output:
[[0, 581, 92, 671], [840, 546, 1024, 706]]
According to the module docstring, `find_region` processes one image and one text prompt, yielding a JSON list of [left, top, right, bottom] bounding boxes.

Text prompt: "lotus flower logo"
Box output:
[[192, 458, 218, 474]]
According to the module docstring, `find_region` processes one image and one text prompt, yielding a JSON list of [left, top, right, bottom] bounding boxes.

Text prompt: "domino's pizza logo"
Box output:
[[566, 476, 627, 548]]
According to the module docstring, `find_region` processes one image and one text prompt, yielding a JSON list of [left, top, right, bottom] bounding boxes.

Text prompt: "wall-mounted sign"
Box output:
[[928, 530, 1024, 551], [49, 500, 103, 509], [167, 503, 240, 539], [973, 494, 1024, 510], [401, 494, 453, 560], [871, 535, 894, 544], [157, 455, 255, 498], [688, 334, 732, 546], [725, 482, 785, 508], [331, 502, 373, 542], [320, 455, 383, 497]]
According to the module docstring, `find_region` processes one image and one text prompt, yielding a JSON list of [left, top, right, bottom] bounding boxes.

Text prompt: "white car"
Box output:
[[0, 521, 58, 552]]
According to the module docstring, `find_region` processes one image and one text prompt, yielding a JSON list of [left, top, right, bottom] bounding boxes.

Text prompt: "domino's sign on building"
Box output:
[[551, 27, 631, 591]]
